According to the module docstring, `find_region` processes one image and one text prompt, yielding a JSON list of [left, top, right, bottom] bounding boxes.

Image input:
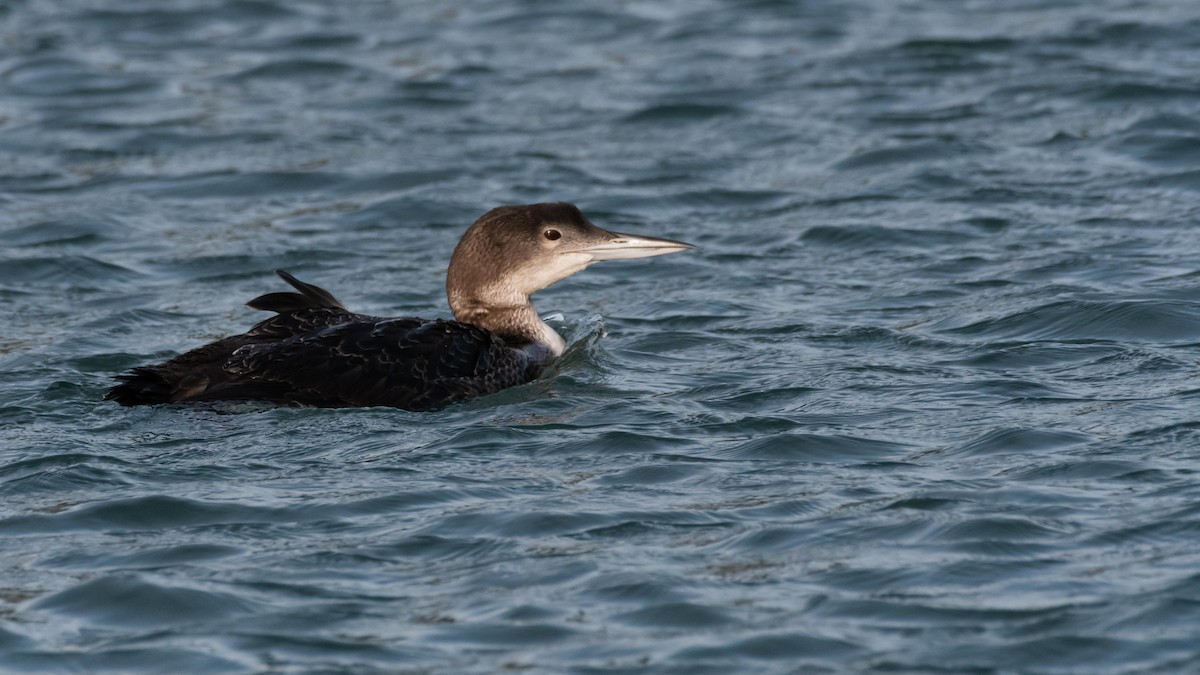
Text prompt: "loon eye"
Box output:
[[544, 229, 562, 241]]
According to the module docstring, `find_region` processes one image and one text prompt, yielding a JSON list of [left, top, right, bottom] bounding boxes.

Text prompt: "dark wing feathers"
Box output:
[[106, 272, 536, 411], [212, 318, 530, 410]]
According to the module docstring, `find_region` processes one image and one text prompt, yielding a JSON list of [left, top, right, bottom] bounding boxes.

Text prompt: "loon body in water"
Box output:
[[106, 203, 694, 410]]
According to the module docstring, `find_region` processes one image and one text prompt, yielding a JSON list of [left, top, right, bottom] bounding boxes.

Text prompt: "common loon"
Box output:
[[105, 202, 694, 410]]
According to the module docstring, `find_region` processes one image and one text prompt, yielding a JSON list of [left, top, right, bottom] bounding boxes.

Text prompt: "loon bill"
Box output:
[[105, 202, 695, 411]]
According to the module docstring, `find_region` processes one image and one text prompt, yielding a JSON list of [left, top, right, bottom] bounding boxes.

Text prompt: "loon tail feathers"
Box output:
[[107, 271, 348, 406], [104, 367, 175, 406], [246, 269, 346, 313], [105, 358, 234, 406]]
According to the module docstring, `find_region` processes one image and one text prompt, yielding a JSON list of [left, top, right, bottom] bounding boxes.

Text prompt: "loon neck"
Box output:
[[450, 298, 565, 359]]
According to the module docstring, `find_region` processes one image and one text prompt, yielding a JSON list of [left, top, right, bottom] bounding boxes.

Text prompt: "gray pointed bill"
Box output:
[[577, 231, 697, 261]]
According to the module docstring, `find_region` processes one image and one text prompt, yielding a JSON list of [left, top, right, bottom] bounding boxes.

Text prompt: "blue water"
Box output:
[[3, 0, 1200, 672]]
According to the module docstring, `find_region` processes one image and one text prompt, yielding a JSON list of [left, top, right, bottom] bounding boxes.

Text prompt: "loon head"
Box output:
[[446, 202, 695, 352]]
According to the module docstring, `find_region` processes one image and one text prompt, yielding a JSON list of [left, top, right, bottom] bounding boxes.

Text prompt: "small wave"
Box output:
[[674, 632, 861, 662], [0, 255, 140, 287], [5, 218, 114, 248], [833, 140, 990, 170], [621, 103, 742, 124], [225, 59, 372, 83], [32, 573, 256, 627], [943, 428, 1092, 457], [137, 171, 345, 199], [615, 601, 736, 628], [941, 299, 1200, 342], [720, 432, 910, 462], [802, 223, 978, 250], [1087, 81, 1200, 103], [2, 57, 158, 98], [1105, 113, 1200, 165]]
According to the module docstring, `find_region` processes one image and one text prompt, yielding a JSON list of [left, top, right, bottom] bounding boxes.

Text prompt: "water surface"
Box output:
[[3, 0, 1200, 672]]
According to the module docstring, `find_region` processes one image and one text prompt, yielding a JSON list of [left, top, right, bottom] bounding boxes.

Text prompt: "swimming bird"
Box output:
[[105, 202, 694, 410]]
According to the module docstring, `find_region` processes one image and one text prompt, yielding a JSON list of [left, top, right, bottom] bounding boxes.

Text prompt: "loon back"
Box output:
[[105, 271, 538, 411]]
